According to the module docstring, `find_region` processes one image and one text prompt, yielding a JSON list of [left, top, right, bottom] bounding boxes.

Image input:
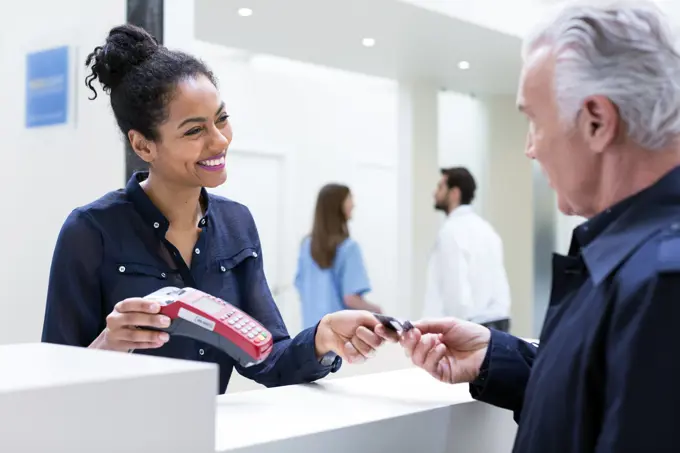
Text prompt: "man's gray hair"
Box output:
[[523, 1, 680, 150]]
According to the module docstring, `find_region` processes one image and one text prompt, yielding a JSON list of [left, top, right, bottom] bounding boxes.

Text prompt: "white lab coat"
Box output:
[[422, 205, 511, 323]]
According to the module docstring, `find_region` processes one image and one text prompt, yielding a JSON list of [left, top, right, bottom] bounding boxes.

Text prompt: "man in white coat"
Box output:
[[422, 167, 512, 331]]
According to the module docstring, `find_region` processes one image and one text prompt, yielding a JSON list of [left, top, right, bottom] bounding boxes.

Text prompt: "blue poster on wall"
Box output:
[[25, 46, 69, 128]]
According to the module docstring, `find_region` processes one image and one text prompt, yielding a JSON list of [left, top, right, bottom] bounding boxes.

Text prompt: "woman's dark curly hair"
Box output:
[[85, 23, 217, 141]]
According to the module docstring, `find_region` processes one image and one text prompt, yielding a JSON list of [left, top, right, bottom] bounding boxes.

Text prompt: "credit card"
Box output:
[[373, 313, 414, 334]]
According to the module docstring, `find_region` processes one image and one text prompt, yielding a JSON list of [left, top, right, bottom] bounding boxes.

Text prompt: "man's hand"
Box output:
[[314, 310, 385, 364], [376, 317, 490, 384]]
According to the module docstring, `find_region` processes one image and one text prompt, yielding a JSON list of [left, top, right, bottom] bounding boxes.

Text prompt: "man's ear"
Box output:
[[128, 130, 156, 163], [449, 186, 461, 205], [578, 95, 619, 153]]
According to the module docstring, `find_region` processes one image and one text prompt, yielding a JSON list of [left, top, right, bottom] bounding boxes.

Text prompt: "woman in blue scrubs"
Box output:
[[40, 24, 384, 393], [295, 184, 382, 329]]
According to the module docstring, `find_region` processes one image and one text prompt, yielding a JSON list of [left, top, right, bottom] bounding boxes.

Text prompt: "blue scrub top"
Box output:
[[295, 236, 371, 329]]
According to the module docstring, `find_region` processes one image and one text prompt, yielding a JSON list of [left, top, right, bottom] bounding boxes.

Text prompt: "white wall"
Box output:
[[192, 42, 401, 334], [438, 92, 533, 337], [0, 1, 126, 344]]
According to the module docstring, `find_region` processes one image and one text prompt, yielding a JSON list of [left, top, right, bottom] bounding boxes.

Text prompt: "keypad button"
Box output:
[[228, 319, 236, 325], [255, 328, 261, 333], [241, 328, 248, 333], [248, 333, 255, 339]]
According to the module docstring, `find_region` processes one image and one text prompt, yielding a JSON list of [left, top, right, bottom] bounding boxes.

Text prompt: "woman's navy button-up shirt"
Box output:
[[41, 172, 339, 393]]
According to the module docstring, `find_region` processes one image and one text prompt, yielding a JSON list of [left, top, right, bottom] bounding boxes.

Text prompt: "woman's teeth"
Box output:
[[198, 156, 225, 167]]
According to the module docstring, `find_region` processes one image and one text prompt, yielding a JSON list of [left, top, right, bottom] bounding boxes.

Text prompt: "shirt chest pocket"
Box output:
[[109, 262, 176, 304], [210, 248, 260, 307]]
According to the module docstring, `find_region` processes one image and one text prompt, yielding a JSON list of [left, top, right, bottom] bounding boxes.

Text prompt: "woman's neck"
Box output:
[[141, 172, 203, 230]]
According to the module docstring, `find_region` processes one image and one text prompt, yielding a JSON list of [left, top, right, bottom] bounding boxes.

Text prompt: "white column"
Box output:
[[397, 81, 442, 320], [163, 0, 196, 51], [482, 95, 534, 337]]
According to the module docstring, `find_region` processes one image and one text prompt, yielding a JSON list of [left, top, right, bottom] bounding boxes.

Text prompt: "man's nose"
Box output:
[[524, 134, 535, 159]]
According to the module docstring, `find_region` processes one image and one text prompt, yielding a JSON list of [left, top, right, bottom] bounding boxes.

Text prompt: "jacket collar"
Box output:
[[577, 165, 680, 285]]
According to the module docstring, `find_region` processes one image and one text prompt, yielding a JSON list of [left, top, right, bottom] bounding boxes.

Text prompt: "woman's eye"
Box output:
[[217, 114, 229, 124], [185, 127, 203, 136]]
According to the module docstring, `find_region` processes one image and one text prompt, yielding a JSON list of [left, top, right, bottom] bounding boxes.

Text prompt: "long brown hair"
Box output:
[[310, 183, 351, 269]]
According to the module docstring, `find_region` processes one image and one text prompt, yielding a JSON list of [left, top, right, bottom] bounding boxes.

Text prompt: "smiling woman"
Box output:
[[40, 23, 387, 394]]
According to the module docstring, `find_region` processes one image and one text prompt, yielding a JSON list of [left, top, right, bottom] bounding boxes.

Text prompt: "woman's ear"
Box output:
[[128, 130, 156, 163]]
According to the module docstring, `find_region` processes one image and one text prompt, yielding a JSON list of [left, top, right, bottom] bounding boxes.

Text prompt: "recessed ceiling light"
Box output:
[[458, 60, 470, 70], [362, 38, 376, 47], [238, 7, 253, 17]]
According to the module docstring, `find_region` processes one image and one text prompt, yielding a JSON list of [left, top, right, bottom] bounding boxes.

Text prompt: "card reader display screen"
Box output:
[[190, 296, 223, 315]]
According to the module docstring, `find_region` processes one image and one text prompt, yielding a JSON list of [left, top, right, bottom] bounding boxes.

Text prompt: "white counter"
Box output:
[[1, 343, 518, 453], [0, 343, 217, 453], [216, 368, 517, 453]]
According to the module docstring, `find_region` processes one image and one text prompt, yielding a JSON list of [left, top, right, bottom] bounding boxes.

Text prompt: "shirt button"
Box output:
[[200, 219, 206, 226], [118, 266, 126, 273], [195, 248, 201, 255], [220, 266, 226, 272], [160, 272, 166, 278], [252, 251, 258, 258], [153, 222, 160, 229], [199, 349, 205, 356]]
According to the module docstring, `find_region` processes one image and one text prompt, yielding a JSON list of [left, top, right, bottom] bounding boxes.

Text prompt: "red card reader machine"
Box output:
[[144, 287, 274, 367]]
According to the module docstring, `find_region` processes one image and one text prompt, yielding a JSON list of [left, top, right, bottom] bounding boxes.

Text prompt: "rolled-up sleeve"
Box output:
[[41, 209, 105, 347], [470, 329, 538, 422], [234, 225, 338, 387]]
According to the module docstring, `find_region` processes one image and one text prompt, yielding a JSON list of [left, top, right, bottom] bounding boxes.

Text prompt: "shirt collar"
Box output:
[[578, 165, 680, 285], [447, 204, 474, 219], [125, 171, 212, 236]]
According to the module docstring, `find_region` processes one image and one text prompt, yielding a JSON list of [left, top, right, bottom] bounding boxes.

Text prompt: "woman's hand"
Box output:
[[90, 298, 172, 352], [314, 310, 385, 363]]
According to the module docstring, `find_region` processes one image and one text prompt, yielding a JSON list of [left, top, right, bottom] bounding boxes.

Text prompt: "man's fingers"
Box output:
[[399, 328, 421, 358], [411, 334, 437, 367], [115, 298, 162, 314], [413, 318, 457, 335], [434, 358, 452, 383], [423, 342, 448, 374]]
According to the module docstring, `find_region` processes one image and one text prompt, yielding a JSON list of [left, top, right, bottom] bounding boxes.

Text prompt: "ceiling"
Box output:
[[194, 0, 523, 95]]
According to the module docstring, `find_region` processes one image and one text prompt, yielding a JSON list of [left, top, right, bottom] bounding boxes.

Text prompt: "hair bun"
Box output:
[[85, 24, 160, 99]]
